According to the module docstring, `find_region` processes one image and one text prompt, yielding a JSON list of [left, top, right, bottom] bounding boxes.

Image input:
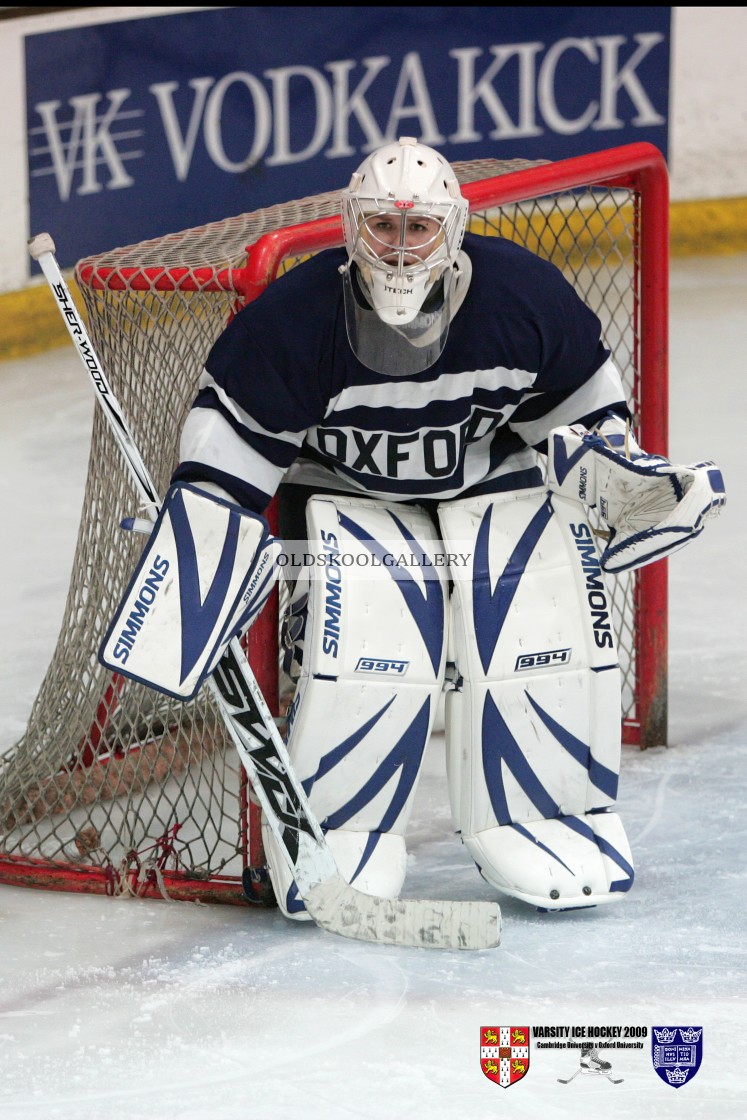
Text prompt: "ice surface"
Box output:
[[0, 256, 744, 1119]]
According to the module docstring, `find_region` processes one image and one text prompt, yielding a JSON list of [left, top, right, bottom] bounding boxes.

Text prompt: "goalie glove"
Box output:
[[100, 482, 283, 700], [547, 415, 725, 573]]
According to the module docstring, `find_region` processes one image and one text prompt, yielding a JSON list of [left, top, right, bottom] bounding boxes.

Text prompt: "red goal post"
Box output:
[[0, 141, 668, 904]]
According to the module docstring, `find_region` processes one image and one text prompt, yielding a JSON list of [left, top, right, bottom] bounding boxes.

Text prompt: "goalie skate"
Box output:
[[558, 1046, 624, 1084], [581, 1046, 612, 1072]]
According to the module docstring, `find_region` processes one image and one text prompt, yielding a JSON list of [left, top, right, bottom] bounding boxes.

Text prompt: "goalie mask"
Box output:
[[340, 137, 469, 375]]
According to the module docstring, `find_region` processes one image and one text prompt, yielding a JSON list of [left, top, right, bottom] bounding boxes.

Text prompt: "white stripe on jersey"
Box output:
[[179, 409, 287, 498], [199, 370, 306, 448], [325, 364, 537, 418], [509, 357, 625, 447]]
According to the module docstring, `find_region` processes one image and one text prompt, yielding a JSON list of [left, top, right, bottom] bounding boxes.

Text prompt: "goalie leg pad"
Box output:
[[263, 494, 449, 920], [438, 488, 633, 910], [99, 482, 281, 700]]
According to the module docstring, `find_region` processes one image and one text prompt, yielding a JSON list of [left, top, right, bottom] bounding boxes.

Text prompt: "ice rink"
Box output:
[[0, 253, 745, 1120]]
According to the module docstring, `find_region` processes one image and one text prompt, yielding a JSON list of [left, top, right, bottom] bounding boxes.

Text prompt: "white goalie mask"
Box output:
[[340, 137, 469, 375]]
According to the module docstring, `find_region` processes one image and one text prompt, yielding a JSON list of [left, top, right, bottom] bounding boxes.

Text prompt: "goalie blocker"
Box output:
[[100, 482, 282, 700]]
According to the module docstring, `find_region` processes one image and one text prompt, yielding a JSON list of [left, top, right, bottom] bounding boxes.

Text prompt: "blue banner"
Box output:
[[25, 6, 671, 269]]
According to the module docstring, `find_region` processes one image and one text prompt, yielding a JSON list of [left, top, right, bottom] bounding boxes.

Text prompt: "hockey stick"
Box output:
[[28, 233, 501, 952], [557, 1070, 581, 1084]]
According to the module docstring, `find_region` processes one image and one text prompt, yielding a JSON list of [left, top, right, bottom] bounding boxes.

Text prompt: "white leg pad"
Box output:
[[265, 494, 448, 920], [438, 488, 633, 910]]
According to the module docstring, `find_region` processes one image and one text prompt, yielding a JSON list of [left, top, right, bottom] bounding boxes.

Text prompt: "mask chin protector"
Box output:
[[341, 260, 454, 376]]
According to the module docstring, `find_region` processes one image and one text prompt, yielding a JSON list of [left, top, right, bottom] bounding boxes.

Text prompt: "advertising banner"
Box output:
[[25, 6, 671, 268]]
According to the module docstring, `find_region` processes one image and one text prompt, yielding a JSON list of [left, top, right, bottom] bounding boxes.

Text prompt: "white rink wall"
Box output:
[[669, 6, 747, 200], [0, 5, 745, 294]]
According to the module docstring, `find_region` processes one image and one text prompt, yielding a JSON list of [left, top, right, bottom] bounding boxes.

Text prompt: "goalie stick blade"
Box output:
[[303, 872, 501, 951]]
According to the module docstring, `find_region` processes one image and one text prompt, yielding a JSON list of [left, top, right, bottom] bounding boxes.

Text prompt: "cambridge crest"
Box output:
[[480, 1026, 530, 1087], [652, 1026, 703, 1088]]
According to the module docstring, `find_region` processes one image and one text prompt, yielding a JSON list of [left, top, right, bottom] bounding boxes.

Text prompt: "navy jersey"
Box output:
[[173, 233, 629, 513]]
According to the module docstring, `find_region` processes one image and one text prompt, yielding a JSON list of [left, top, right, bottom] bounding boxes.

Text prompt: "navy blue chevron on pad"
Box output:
[[481, 691, 560, 824], [550, 429, 592, 485], [302, 695, 396, 794], [525, 691, 619, 800], [562, 814, 635, 891], [284, 881, 307, 914], [316, 698, 432, 833], [337, 510, 444, 675], [473, 498, 554, 674], [347, 830, 385, 885], [509, 821, 576, 876], [168, 487, 242, 686]]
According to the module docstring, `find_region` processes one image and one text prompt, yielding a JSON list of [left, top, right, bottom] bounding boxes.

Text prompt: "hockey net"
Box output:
[[0, 142, 668, 903]]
